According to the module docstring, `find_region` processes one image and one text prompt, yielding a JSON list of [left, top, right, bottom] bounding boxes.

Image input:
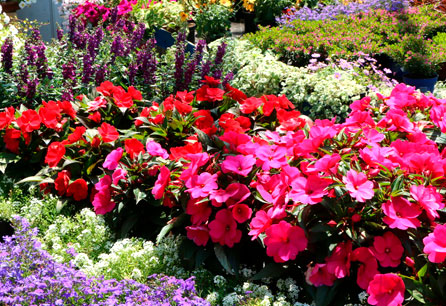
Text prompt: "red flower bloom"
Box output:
[[54, 170, 71, 196], [96, 81, 118, 97], [39, 101, 62, 130], [367, 274, 405, 306], [240, 97, 262, 114], [16, 109, 41, 133], [57, 100, 76, 119], [113, 87, 134, 108], [45, 142, 66, 167], [193, 110, 217, 136], [225, 83, 247, 103], [98, 122, 119, 142], [88, 111, 102, 123], [3, 128, 21, 154], [186, 197, 212, 225], [0, 106, 15, 130], [186, 225, 209, 246], [124, 138, 145, 159], [196, 85, 225, 102], [66, 178, 88, 201], [67, 126, 86, 144], [128, 86, 142, 100]]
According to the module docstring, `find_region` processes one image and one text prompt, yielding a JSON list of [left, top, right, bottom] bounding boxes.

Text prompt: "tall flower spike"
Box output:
[[0, 38, 13, 74]]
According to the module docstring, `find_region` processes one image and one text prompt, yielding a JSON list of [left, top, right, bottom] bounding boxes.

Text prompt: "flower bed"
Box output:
[[0, 216, 209, 305], [1, 76, 446, 304]]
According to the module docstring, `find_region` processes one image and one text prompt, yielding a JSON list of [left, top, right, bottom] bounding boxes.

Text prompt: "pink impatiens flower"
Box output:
[[248, 210, 272, 240], [352, 247, 379, 290], [152, 166, 170, 200], [423, 224, 446, 263], [367, 274, 405, 306], [410, 185, 444, 221], [371, 232, 404, 268], [112, 168, 127, 185], [208, 209, 242, 247], [186, 225, 209, 246], [186, 172, 218, 199], [264, 221, 308, 263], [186, 198, 212, 225], [342, 169, 374, 202], [231, 203, 252, 223], [103, 148, 123, 170], [305, 263, 336, 287], [289, 174, 331, 205], [325, 241, 352, 279], [146, 140, 169, 159], [221, 154, 256, 177], [382, 197, 421, 230]]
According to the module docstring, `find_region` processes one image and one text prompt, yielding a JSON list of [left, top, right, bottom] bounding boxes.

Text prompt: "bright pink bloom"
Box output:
[[93, 189, 115, 215], [306, 153, 340, 175], [210, 183, 250, 207], [248, 210, 272, 240], [289, 175, 331, 205], [186, 225, 209, 246], [152, 166, 170, 200], [256, 174, 287, 206], [255, 145, 288, 171], [112, 168, 127, 185], [221, 154, 256, 176], [371, 232, 404, 268], [264, 221, 307, 263], [231, 203, 252, 223], [325, 241, 352, 279], [103, 148, 123, 170], [95, 175, 112, 192], [382, 197, 421, 230], [410, 185, 444, 220], [180, 153, 210, 183], [352, 247, 379, 290], [208, 209, 242, 247], [423, 224, 446, 263], [342, 170, 374, 202], [186, 198, 212, 225], [146, 140, 169, 159], [87, 96, 107, 112], [186, 172, 218, 199], [367, 274, 405, 306], [306, 263, 336, 287]]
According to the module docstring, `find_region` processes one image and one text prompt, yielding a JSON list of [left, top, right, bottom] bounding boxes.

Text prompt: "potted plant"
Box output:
[[387, 34, 441, 93], [253, 0, 295, 27], [195, 3, 233, 43]]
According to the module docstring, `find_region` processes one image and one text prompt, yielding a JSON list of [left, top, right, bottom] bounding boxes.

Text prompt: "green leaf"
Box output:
[[417, 263, 428, 279], [214, 245, 234, 275], [133, 189, 148, 205], [17, 176, 45, 184], [250, 262, 285, 281], [0, 152, 20, 173], [390, 174, 404, 196], [156, 223, 174, 244]]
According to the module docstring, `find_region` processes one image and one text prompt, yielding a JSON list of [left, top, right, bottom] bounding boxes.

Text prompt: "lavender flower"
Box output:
[[1, 38, 13, 74], [182, 40, 207, 91], [137, 38, 157, 85], [130, 23, 146, 51], [95, 64, 107, 85], [57, 28, 64, 41], [82, 54, 94, 84], [110, 35, 124, 60]]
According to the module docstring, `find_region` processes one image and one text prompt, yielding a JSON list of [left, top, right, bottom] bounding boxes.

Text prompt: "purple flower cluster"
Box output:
[[0, 216, 210, 306], [0, 38, 13, 74], [175, 32, 187, 90], [276, 0, 408, 25]]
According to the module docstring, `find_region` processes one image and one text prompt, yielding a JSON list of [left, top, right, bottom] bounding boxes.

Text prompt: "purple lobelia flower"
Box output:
[[137, 38, 157, 85], [212, 42, 227, 79], [82, 53, 94, 84], [0, 216, 210, 306], [95, 64, 108, 85], [130, 23, 146, 51], [0, 38, 13, 74]]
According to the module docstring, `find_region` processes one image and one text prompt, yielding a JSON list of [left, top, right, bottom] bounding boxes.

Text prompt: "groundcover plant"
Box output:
[[0, 215, 209, 305], [1, 77, 446, 305]]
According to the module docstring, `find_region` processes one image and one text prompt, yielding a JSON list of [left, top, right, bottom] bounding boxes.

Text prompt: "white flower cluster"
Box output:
[[41, 208, 114, 264], [0, 7, 20, 48], [18, 0, 38, 9]]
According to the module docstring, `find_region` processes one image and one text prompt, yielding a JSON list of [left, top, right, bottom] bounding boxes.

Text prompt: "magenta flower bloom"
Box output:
[[289, 174, 331, 205], [367, 274, 405, 306], [423, 224, 446, 263], [255, 145, 288, 171], [306, 263, 336, 287], [325, 241, 352, 279], [371, 232, 404, 268], [410, 185, 444, 220], [112, 168, 127, 185], [382, 197, 421, 230], [186, 172, 218, 199], [152, 166, 170, 200], [208, 209, 242, 247], [342, 169, 374, 202], [95, 175, 112, 192], [248, 210, 272, 240], [221, 154, 256, 177], [264, 220, 307, 263], [231, 203, 252, 223], [103, 148, 123, 170], [146, 140, 169, 159], [352, 247, 379, 290]]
